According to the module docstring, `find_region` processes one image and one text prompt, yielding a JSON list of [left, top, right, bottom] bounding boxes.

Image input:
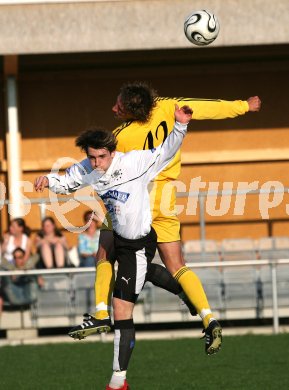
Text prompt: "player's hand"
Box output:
[[175, 104, 193, 124], [34, 176, 49, 192], [247, 96, 261, 112]]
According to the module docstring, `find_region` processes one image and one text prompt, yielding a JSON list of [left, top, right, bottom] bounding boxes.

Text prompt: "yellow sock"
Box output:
[[174, 266, 213, 328], [95, 259, 115, 320]]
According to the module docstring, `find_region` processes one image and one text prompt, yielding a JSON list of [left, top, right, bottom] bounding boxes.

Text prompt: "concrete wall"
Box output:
[[0, 0, 288, 54]]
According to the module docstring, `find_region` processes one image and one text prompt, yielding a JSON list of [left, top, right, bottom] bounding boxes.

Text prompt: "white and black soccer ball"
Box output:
[[184, 10, 220, 46]]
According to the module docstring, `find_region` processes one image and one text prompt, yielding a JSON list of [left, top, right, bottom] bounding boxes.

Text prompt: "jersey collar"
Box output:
[[98, 152, 122, 184]]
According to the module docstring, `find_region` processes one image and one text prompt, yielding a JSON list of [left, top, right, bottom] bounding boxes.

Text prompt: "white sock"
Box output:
[[109, 370, 126, 389], [199, 309, 212, 320], [95, 302, 111, 315]]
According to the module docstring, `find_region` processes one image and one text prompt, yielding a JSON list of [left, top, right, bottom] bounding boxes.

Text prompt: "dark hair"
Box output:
[[11, 218, 31, 237], [83, 210, 93, 222], [13, 247, 25, 257], [119, 81, 157, 122], [38, 216, 63, 238], [75, 128, 117, 154]]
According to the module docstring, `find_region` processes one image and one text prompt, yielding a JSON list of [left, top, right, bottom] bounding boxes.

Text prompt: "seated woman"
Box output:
[[35, 216, 68, 268], [1, 218, 32, 267], [77, 211, 100, 267]]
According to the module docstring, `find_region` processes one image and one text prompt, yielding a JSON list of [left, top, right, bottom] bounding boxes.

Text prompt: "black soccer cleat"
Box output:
[[68, 313, 111, 340], [202, 319, 222, 355]]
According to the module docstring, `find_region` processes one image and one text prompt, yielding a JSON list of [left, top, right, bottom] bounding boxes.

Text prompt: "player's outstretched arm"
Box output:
[[247, 96, 261, 112], [174, 96, 258, 119], [174, 104, 193, 124]]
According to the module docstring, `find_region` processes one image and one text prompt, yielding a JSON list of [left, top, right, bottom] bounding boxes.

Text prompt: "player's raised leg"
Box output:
[[158, 240, 222, 355], [146, 262, 197, 316], [94, 230, 116, 320], [68, 230, 115, 340]]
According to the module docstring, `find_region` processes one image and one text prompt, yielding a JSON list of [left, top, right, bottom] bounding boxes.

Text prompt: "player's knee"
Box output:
[[95, 247, 116, 263], [113, 298, 134, 320], [161, 257, 185, 275]]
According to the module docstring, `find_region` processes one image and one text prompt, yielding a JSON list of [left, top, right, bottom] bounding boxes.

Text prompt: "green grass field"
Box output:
[[0, 334, 288, 390]]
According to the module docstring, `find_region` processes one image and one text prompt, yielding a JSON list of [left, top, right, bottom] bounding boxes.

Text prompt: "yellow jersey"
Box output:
[[113, 97, 249, 181]]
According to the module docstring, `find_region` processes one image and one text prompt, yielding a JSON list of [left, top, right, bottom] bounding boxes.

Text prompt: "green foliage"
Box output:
[[0, 334, 288, 389]]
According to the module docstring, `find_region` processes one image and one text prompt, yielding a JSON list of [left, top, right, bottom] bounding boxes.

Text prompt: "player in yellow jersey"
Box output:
[[69, 82, 261, 355]]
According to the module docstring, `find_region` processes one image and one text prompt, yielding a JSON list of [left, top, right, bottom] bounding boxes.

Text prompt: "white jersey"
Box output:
[[47, 121, 187, 239]]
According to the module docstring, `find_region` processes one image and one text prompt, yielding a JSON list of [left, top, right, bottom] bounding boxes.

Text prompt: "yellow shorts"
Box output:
[[101, 180, 180, 243], [150, 180, 180, 243]]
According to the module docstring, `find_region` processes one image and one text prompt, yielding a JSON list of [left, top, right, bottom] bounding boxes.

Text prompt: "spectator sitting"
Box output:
[[77, 211, 100, 267], [1, 218, 32, 268], [35, 216, 68, 269], [0, 247, 38, 307]]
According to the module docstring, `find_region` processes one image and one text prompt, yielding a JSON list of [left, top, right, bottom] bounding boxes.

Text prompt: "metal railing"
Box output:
[[1, 188, 289, 336], [1, 258, 288, 335], [177, 186, 289, 242]]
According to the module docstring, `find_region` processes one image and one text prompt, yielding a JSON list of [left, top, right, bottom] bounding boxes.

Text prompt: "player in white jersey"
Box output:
[[72, 82, 259, 355], [34, 105, 215, 390]]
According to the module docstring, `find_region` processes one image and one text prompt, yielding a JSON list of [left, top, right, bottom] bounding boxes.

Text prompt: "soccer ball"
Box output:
[[184, 10, 220, 46]]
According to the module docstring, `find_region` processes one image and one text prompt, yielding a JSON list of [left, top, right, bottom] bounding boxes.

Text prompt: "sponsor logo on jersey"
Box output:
[[100, 189, 130, 203]]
